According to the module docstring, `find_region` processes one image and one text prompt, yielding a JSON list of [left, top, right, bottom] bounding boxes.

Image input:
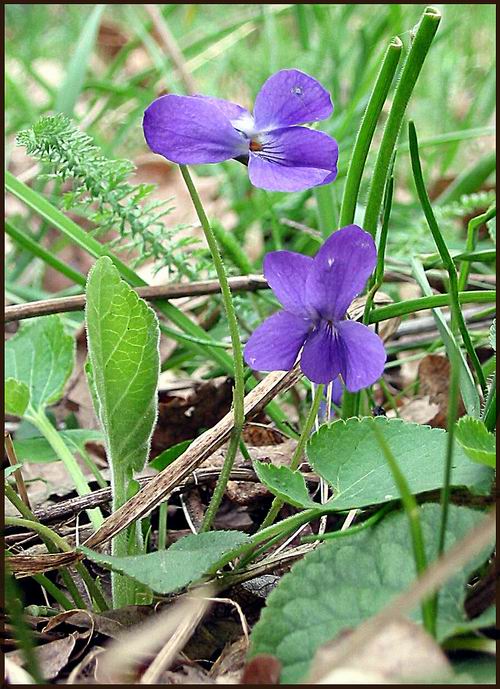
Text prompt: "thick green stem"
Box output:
[[179, 165, 245, 532], [339, 37, 402, 226], [28, 409, 103, 530], [372, 424, 434, 636], [110, 466, 134, 607], [408, 121, 486, 393], [259, 384, 325, 532], [363, 7, 441, 238]]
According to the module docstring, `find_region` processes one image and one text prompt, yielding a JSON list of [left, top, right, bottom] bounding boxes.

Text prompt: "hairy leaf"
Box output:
[[249, 505, 493, 683], [85, 256, 160, 474]]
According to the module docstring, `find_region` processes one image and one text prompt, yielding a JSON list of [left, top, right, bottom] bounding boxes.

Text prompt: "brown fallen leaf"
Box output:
[[309, 618, 452, 684], [387, 395, 440, 425], [418, 354, 466, 428], [6, 632, 82, 681]]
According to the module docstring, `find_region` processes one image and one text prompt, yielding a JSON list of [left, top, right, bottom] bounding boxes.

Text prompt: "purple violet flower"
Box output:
[[244, 225, 387, 390], [142, 69, 338, 192]]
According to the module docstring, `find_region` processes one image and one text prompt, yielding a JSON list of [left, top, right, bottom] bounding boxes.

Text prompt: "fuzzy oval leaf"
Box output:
[[5, 316, 75, 414], [455, 417, 496, 468], [249, 505, 493, 684], [5, 378, 30, 417], [307, 417, 493, 511], [85, 256, 160, 473], [80, 530, 249, 594], [253, 461, 318, 509]]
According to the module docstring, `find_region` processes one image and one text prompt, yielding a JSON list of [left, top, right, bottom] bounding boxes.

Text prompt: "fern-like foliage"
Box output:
[[16, 114, 207, 278]]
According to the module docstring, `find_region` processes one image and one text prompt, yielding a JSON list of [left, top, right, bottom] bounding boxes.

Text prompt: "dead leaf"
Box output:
[[6, 633, 80, 680], [387, 396, 440, 425], [418, 354, 466, 428], [309, 618, 452, 684]]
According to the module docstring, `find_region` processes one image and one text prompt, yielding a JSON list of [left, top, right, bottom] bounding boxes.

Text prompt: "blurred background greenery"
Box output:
[[5, 4, 496, 295]]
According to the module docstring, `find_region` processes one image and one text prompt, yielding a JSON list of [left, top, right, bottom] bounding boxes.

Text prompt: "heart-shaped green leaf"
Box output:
[[80, 530, 249, 594], [249, 504, 494, 684], [306, 417, 492, 511], [13, 429, 104, 463]]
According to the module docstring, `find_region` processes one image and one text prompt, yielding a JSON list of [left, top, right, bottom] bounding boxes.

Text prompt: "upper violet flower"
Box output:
[[244, 225, 387, 390], [143, 69, 338, 193]]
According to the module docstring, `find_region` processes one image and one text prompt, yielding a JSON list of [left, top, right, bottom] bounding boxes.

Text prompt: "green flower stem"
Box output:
[[363, 6, 441, 238], [258, 384, 325, 533], [179, 165, 245, 533], [457, 206, 496, 292], [437, 348, 460, 557], [32, 574, 75, 611], [301, 503, 393, 542], [28, 409, 103, 531], [158, 502, 168, 550], [372, 423, 434, 637], [408, 121, 486, 393], [111, 467, 136, 607], [339, 37, 402, 227], [368, 290, 495, 324]]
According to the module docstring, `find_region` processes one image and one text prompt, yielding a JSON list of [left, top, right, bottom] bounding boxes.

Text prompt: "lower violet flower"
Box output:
[[244, 225, 387, 390], [143, 69, 338, 193]]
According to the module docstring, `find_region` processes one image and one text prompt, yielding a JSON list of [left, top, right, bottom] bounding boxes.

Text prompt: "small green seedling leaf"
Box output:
[[85, 256, 160, 475], [5, 316, 75, 414], [4, 464, 23, 479], [455, 417, 496, 468], [80, 530, 249, 594], [5, 379, 30, 417], [149, 439, 193, 472], [249, 505, 494, 684], [13, 429, 104, 463], [253, 461, 317, 509], [307, 417, 493, 511]]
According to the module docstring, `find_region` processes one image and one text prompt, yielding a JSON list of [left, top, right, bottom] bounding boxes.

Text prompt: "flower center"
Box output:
[[250, 139, 263, 152]]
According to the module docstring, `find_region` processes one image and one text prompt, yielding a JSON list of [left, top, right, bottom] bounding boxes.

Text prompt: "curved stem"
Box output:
[[179, 165, 245, 533], [339, 37, 402, 226], [363, 6, 441, 238], [258, 384, 325, 532], [408, 121, 486, 393], [372, 423, 434, 637]]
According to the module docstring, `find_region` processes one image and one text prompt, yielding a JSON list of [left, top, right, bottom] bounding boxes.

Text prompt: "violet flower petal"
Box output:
[[192, 95, 251, 123], [253, 69, 333, 131], [143, 94, 247, 164], [300, 321, 342, 384], [248, 126, 338, 192], [306, 225, 377, 321], [330, 376, 344, 406], [244, 311, 310, 372], [336, 320, 386, 392], [263, 251, 313, 316]]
